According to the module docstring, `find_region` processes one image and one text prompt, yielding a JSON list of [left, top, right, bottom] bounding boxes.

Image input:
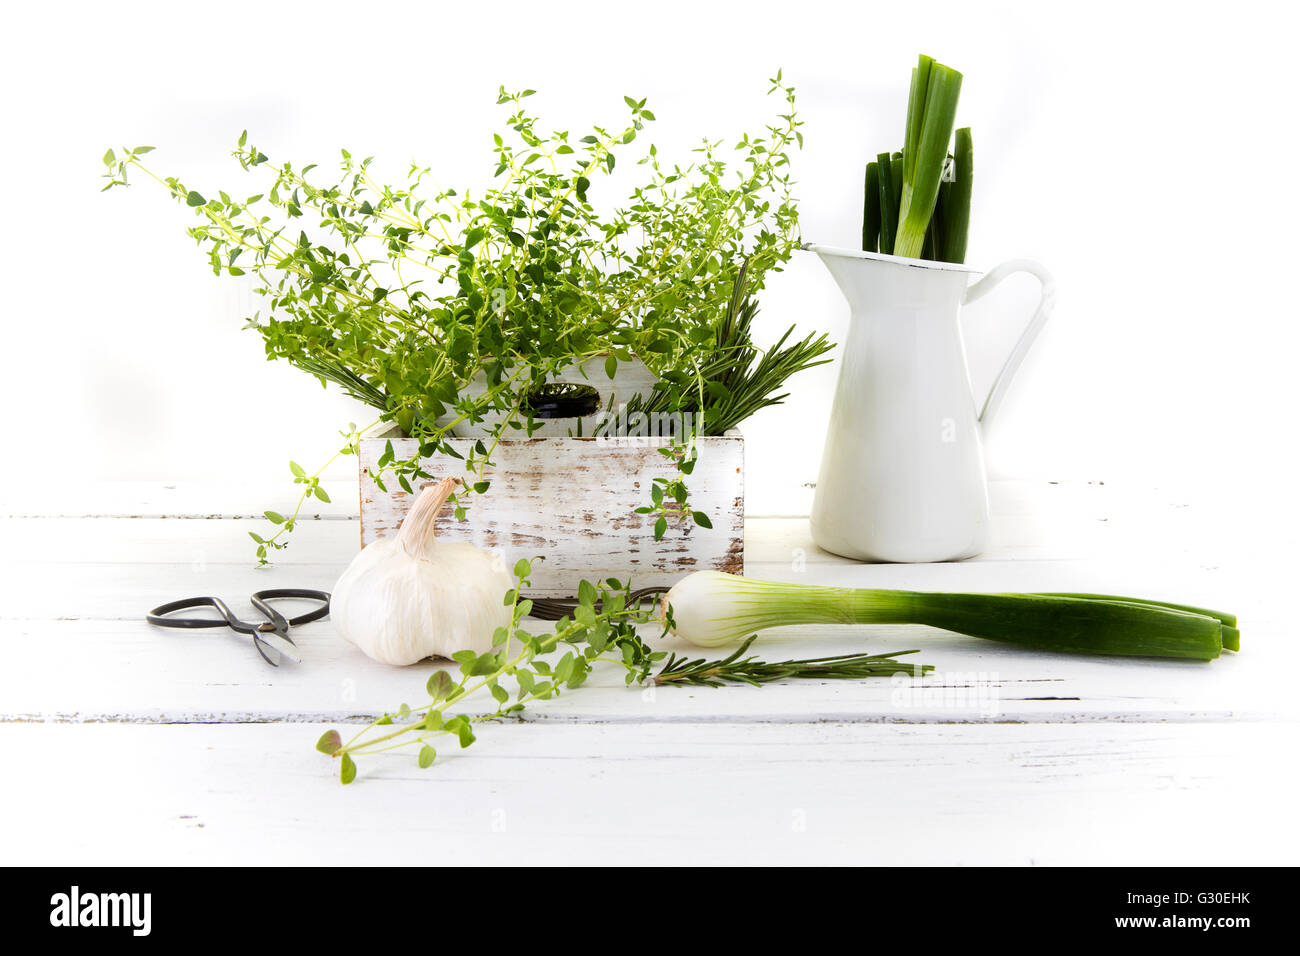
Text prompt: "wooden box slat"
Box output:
[[358, 434, 744, 597]]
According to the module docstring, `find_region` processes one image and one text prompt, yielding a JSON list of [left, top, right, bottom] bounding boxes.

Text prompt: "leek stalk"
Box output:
[[659, 572, 1239, 661]]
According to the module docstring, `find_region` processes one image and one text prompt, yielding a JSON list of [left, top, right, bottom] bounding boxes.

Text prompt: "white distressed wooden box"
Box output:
[[358, 433, 744, 597]]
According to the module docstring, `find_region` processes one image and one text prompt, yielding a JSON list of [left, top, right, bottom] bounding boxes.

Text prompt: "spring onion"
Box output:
[[862, 162, 880, 252], [862, 55, 971, 263], [937, 126, 972, 263], [658, 571, 1239, 661], [894, 56, 962, 258], [876, 151, 897, 254]]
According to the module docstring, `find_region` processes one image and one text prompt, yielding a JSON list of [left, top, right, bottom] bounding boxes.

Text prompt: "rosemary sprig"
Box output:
[[653, 635, 931, 688], [612, 258, 834, 538], [619, 259, 835, 437]]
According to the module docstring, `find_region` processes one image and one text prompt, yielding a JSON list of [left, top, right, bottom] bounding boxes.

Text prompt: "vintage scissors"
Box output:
[[146, 588, 330, 666]]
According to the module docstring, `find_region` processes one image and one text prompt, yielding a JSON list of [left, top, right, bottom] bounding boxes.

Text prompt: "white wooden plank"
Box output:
[[0, 509, 1099, 572], [0, 536, 1257, 633], [1, 611, 1288, 724], [1, 476, 1109, 522], [0, 516, 355, 568], [0, 721, 1291, 866], [0, 477, 1232, 576], [0, 480, 362, 520]]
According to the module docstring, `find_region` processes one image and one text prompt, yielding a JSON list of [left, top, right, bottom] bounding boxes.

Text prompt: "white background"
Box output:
[[2, 0, 1296, 517]]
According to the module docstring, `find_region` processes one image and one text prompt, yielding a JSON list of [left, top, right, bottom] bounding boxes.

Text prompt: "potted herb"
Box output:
[[104, 75, 832, 581]]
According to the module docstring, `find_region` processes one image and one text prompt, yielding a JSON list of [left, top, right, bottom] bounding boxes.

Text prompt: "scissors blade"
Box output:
[[254, 630, 302, 665]]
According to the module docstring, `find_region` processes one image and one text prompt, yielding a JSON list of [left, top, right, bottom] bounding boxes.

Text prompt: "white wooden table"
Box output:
[[2, 480, 1295, 865]]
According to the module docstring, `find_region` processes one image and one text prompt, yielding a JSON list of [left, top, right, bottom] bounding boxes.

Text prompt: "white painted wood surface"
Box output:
[[1, 480, 1295, 865], [358, 434, 745, 595]]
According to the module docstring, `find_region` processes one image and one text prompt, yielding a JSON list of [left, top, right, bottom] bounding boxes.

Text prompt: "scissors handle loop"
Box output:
[[250, 588, 331, 628], [145, 595, 240, 629]]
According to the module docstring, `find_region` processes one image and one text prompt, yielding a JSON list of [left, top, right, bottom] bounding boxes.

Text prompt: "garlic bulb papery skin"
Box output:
[[331, 477, 514, 665]]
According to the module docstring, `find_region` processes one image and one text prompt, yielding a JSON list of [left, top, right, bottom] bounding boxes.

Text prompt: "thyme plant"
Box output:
[[104, 75, 814, 561]]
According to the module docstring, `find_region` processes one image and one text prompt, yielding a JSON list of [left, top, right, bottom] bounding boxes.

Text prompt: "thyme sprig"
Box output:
[[318, 559, 930, 783], [317, 560, 663, 783]]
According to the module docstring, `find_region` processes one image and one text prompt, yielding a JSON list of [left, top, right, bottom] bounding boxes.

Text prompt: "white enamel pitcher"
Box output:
[[805, 244, 1056, 563]]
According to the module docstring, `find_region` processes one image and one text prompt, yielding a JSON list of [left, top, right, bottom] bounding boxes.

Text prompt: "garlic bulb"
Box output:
[[332, 477, 513, 665]]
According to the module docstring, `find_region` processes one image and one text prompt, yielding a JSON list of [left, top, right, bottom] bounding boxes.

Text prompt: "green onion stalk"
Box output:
[[893, 56, 962, 258], [658, 572, 1240, 662], [863, 54, 972, 264]]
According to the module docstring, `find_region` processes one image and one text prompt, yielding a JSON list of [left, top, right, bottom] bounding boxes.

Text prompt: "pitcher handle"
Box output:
[[963, 259, 1057, 426]]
